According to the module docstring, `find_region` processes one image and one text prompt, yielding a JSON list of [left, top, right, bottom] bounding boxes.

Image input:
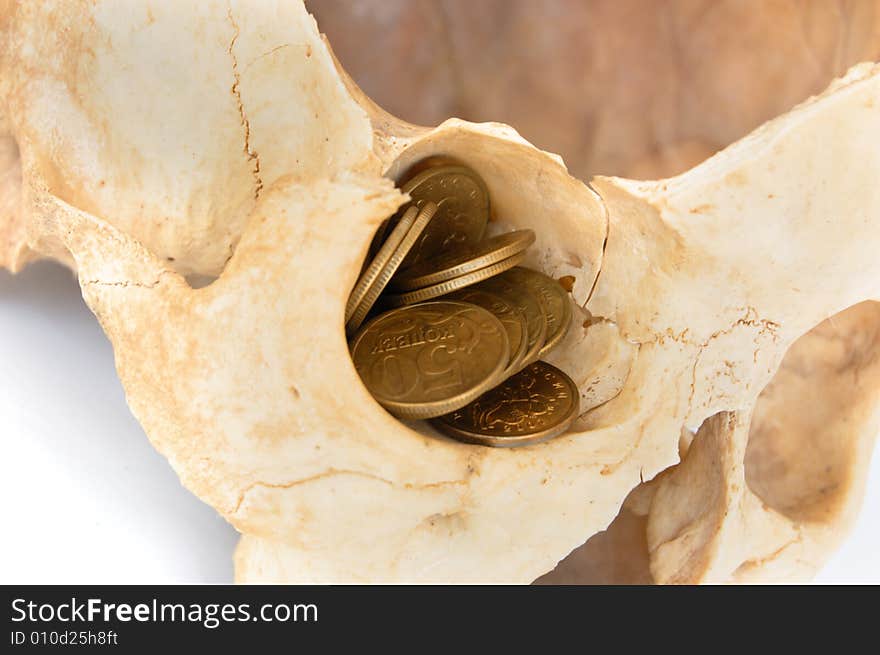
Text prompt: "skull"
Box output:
[[1, 0, 878, 583]]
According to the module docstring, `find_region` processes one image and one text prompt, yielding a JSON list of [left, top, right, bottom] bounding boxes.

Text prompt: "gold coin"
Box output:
[[430, 360, 580, 447], [445, 287, 529, 377], [346, 202, 439, 335], [397, 165, 489, 268], [500, 267, 572, 357], [350, 300, 510, 420], [390, 229, 536, 291], [346, 205, 418, 323], [477, 273, 547, 368], [382, 250, 525, 308]]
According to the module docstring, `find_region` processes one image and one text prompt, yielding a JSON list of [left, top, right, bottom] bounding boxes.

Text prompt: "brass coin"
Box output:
[[390, 229, 536, 291], [477, 273, 548, 368], [430, 360, 580, 448], [445, 287, 529, 377], [397, 165, 490, 268], [382, 250, 526, 308], [501, 267, 572, 357], [350, 301, 510, 420], [346, 205, 418, 323], [346, 202, 439, 335]]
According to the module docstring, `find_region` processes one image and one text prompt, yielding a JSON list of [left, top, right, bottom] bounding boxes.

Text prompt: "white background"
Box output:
[[1, 262, 879, 583]]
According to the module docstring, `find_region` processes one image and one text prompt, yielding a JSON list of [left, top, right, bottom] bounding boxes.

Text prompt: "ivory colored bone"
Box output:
[[1, 1, 878, 583]]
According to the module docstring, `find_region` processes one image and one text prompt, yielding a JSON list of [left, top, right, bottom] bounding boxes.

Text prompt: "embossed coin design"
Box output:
[[350, 300, 510, 420], [391, 229, 536, 291], [383, 250, 526, 308], [346, 202, 439, 334], [501, 267, 572, 356], [445, 287, 529, 376], [430, 360, 580, 447], [477, 274, 548, 367], [397, 165, 490, 268]]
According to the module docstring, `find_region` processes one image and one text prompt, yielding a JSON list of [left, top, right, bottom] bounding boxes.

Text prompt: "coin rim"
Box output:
[[350, 300, 511, 420], [390, 229, 536, 291], [363, 218, 393, 268], [383, 250, 527, 308], [345, 202, 439, 334], [503, 267, 572, 358], [429, 361, 580, 447], [345, 205, 418, 323], [537, 285, 572, 356], [477, 275, 548, 369]]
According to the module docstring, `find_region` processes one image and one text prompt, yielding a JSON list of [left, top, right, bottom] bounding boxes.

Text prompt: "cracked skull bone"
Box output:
[[1, 1, 879, 583]]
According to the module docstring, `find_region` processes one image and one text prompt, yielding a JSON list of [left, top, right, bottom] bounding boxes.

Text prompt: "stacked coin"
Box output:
[[347, 162, 579, 447]]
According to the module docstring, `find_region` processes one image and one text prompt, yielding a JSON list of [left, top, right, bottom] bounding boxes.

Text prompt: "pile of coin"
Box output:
[[346, 162, 579, 447]]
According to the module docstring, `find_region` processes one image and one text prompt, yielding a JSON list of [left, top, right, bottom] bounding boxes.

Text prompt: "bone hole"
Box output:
[[184, 273, 220, 289], [533, 507, 653, 584], [1, 130, 19, 168], [346, 135, 618, 440], [0, 129, 22, 216], [745, 300, 880, 524]]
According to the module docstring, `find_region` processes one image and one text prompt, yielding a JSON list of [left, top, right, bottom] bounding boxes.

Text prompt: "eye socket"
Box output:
[[345, 159, 581, 448], [744, 300, 880, 524]]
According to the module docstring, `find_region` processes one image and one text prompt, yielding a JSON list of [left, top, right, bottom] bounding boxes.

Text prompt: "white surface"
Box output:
[[1, 261, 879, 583], [0, 262, 239, 583]]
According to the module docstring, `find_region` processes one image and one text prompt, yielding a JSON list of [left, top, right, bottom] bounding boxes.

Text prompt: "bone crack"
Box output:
[[81, 270, 172, 290], [230, 468, 469, 516], [226, 6, 264, 201], [686, 307, 782, 414]]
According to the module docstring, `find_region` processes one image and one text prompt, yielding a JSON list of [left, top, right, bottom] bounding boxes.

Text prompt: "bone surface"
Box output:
[[1, 1, 878, 583]]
